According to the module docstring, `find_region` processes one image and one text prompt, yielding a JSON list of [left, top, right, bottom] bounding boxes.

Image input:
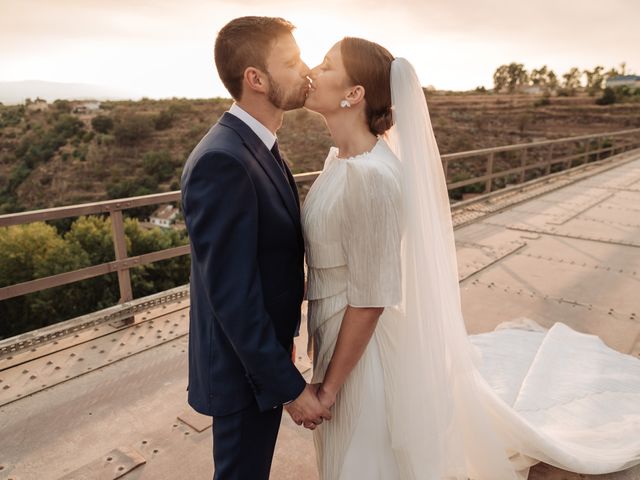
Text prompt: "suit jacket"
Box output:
[[180, 112, 306, 416]]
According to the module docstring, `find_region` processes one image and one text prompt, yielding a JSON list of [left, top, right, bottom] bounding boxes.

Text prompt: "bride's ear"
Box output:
[[345, 85, 365, 106]]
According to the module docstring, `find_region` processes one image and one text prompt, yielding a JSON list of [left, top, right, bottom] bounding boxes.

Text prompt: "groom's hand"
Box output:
[[284, 383, 332, 430]]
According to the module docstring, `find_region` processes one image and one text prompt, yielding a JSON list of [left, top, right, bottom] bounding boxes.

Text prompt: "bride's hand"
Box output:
[[317, 384, 337, 410]]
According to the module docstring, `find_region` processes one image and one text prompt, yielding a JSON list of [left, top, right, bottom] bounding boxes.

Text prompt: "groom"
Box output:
[[180, 16, 331, 479]]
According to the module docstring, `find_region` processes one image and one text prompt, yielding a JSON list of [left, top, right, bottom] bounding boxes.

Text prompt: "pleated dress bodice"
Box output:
[[300, 137, 404, 479], [301, 137, 403, 340]]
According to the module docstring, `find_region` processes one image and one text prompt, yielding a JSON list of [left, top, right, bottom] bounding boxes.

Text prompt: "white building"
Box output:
[[520, 85, 544, 95], [605, 75, 640, 89], [72, 101, 101, 114], [149, 204, 178, 228]]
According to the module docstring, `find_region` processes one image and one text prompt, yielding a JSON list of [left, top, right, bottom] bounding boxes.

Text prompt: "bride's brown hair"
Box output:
[[340, 37, 395, 136]]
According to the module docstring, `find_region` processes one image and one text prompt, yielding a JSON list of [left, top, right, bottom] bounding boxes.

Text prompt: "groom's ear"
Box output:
[[243, 67, 268, 95]]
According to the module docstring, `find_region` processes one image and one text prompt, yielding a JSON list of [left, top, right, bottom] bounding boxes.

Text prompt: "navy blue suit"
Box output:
[[181, 112, 306, 479]]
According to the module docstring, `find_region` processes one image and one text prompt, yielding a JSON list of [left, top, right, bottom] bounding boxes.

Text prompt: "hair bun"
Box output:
[[369, 106, 394, 136]]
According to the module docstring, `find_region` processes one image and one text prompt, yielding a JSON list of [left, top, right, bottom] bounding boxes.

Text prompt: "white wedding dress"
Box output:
[[301, 137, 640, 479]]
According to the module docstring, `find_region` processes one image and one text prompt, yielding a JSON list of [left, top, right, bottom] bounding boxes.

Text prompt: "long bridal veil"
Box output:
[[381, 58, 531, 480], [380, 57, 640, 480]]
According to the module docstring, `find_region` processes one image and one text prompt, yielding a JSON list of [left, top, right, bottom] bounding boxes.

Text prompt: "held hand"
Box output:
[[301, 384, 337, 429], [285, 383, 332, 431], [317, 383, 337, 410]]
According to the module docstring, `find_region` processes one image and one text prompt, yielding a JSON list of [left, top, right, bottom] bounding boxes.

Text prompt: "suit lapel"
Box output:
[[218, 112, 302, 238]]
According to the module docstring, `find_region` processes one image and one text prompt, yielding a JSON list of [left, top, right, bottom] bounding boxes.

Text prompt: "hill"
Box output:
[[1, 93, 639, 214], [0, 80, 140, 105]]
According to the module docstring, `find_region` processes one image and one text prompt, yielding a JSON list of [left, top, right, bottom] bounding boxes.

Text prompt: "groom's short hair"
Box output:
[[215, 16, 295, 101]]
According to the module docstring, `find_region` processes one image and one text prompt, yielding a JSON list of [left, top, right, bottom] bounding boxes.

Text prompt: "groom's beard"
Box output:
[[267, 73, 308, 111]]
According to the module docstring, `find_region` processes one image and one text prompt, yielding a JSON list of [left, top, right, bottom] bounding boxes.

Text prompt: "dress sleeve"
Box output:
[[341, 160, 402, 307]]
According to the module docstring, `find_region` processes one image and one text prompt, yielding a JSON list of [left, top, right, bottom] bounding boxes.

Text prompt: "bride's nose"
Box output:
[[309, 66, 320, 79]]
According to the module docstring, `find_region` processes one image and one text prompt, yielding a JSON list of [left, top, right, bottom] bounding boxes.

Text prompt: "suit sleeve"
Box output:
[[183, 150, 305, 411]]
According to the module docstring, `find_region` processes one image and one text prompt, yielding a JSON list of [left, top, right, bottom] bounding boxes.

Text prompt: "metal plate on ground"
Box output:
[[177, 408, 212, 433], [460, 277, 640, 354], [57, 447, 146, 480], [0, 307, 190, 406]]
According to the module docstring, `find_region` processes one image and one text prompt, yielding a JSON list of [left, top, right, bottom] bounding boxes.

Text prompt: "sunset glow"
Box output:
[[1, 0, 638, 100]]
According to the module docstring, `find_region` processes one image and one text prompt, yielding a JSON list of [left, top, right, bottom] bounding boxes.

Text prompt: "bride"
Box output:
[[300, 37, 640, 479]]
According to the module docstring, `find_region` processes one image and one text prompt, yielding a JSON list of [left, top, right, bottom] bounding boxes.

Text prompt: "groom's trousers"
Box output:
[[212, 400, 283, 480]]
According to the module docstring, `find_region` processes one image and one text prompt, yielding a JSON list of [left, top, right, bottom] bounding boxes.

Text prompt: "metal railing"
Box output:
[[1, 128, 639, 306], [442, 128, 640, 194]]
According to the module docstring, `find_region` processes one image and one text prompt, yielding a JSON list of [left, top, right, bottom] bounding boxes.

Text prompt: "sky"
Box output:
[[1, 0, 638, 99]]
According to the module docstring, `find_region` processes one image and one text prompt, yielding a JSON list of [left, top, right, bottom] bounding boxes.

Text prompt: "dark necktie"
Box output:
[[270, 140, 288, 177], [270, 140, 299, 210]]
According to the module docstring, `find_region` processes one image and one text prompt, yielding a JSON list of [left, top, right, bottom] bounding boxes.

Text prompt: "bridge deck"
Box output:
[[1, 149, 639, 480]]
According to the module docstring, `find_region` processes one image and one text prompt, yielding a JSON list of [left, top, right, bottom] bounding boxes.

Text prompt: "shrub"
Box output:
[[143, 150, 176, 182], [113, 113, 154, 145], [534, 93, 551, 107], [91, 115, 114, 134], [596, 87, 616, 105], [154, 109, 174, 130], [53, 99, 72, 113]]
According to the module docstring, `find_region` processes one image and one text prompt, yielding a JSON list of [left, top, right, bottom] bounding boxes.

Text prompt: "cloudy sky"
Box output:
[[1, 0, 637, 99]]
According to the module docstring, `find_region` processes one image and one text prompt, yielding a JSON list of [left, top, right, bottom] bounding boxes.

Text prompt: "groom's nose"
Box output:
[[300, 62, 311, 78]]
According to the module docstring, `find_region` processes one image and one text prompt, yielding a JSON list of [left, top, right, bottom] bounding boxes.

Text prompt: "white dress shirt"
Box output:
[[228, 103, 277, 150]]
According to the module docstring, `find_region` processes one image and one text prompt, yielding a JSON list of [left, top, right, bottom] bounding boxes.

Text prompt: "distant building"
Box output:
[[26, 98, 48, 112], [518, 85, 544, 95], [605, 75, 640, 89], [149, 204, 179, 228], [72, 101, 101, 114]]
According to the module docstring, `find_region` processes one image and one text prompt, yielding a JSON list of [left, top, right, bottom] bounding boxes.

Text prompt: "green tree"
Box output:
[[546, 71, 559, 92], [529, 65, 558, 94], [124, 217, 189, 297], [0, 215, 190, 339], [583, 66, 605, 96], [493, 65, 509, 93], [0, 222, 90, 338], [493, 63, 528, 93], [506, 63, 529, 93], [561, 67, 582, 95]]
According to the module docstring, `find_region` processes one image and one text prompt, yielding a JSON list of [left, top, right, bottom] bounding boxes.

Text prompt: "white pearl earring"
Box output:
[[340, 99, 351, 108]]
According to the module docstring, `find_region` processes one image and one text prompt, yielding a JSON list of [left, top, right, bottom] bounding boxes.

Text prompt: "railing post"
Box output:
[[545, 144, 554, 175], [443, 158, 449, 181], [519, 149, 527, 183], [110, 209, 133, 303], [583, 139, 590, 164], [596, 138, 602, 160], [485, 152, 494, 193]]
